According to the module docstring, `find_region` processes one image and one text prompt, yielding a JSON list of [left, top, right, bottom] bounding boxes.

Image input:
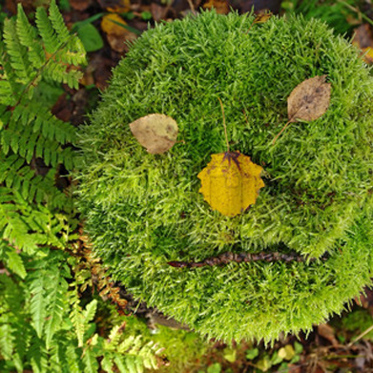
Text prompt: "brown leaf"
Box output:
[[197, 152, 265, 217], [352, 24, 373, 64], [129, 114, 179, 154], [317, 324, 339, 347], [288, 75, 331, 123], [70, 0, 92, 11]]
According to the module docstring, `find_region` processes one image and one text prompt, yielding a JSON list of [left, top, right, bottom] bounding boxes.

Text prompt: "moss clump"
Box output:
[[78, 11, 373, 342]]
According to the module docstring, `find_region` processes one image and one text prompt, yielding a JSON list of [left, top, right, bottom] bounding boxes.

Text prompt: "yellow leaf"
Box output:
[[197, 152, 264, 217], [278, 344, 295, 361], [101, 14, 127, 35], [101, 14, 137, 52]]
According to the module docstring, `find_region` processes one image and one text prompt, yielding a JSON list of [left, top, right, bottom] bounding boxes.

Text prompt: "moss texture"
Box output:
[[78, 11, 373, 342]]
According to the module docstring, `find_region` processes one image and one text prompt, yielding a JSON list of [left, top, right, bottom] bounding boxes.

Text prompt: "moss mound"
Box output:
[[78, 11, 373, 342]]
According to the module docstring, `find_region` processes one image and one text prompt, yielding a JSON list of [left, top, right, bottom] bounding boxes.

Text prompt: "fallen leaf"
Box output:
[[203, 0, 229, 14], [288, 75, 331, 123], [101, 14, 137, 53], [70, 0, 92, 11], [98, 0, 130, 12], [317, 324, 339, 347], [253, 11, 272, 24], [352, 24, 373, 64], [278, 344, 295, 361], [150, 3, 169, 22], [198, 152, 264, 217], [129, 114, 179, 154]]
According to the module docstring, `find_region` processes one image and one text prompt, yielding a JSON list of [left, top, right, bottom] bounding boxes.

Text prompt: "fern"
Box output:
[[0, 3, 163, 372]]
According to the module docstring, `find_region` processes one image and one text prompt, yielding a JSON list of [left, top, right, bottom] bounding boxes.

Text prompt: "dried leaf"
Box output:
[[317, 324, 339, 347], [198, 152, 264, 217], [98, 0, 130, 12], [253, 12, 272, 24], [203, 0, 229, 14], [352, 24, 373, 64], [101, 14, 137, 53], [288, 75, 331, 123], [70, 0, 92, 11], [129, 114, 179, 154]]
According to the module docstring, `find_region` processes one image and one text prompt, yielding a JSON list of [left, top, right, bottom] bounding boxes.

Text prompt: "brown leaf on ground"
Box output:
[[151, 3, 169, 22], [101, 14, 137, 53], [203, 0, 229, 14], [352, 24, 373, 64], [288, 75, 331, 123], [70, 0, 92, 11], [198, 152, 265, 217], [98, 0, 130, 12], [318, 324, 340, 347], [129, 114, 179, 154]]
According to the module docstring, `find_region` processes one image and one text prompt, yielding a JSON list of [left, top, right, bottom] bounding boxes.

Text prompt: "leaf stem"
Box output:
[[272, 120, 291, 145], [218, 97, 230, 152]]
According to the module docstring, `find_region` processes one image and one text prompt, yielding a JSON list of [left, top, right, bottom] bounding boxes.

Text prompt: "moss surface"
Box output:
[[78, 11, 373, 342]]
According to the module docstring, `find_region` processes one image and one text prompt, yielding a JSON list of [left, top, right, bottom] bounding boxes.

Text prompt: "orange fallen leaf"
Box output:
[[101, 14, 137, 53], [198, 152, 265, 217], [203, 0, 229, 14], [129, 114, 179, 154], [98, 0, 130, 13]]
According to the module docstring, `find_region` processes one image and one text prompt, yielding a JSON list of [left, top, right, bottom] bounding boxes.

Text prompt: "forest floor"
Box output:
[[3, 0, 373, 372]]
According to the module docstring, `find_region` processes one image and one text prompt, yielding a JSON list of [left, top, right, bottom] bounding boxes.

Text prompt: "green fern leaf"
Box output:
[[82, 348, 99, 373], [29, 270, 47, 337], [45, 276, 68, 349], [28, 336, 48, 373], [0, 242, 27, 278], [69, 289, 85, 347], [3, 18, 35, 84], [16, 4, 45, 70], [84, 299, 98, 324], [48, 0, 70, 44]]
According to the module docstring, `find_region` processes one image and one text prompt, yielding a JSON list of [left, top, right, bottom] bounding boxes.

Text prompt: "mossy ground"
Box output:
[[78, 11, 373, 342]]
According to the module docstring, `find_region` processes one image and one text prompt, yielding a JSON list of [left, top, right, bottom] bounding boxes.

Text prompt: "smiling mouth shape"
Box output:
[[167, 250, 330, 268]]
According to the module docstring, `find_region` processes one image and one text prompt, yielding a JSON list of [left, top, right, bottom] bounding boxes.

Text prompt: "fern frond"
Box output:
[[35, 7, 61, 55], [45, 275, 68, 349], [48, 0, 70, 43], [3, 18, 35, 85], [0, 241, 27, 278], [16, 5, 45, 70], [28, 335, 49, 373], [69, 286, 85, 347], [13, 102, 76, 144], [82, 347, 99, 373], [29, 270, 48, 337]]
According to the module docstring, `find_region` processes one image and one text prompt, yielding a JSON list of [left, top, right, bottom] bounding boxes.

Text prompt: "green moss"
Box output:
[[77, 11, 373, 342]]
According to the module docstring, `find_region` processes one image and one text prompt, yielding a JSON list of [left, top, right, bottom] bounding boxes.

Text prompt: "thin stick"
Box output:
[[186, 0, 196, 13], [272, 120, 291, 145], [217, 97, 230, 152], [347, 324, 373, 347]]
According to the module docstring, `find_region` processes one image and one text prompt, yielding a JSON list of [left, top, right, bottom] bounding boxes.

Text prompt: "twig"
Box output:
[[347, 324, 373, 347], [217, 97, 230, 152]]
